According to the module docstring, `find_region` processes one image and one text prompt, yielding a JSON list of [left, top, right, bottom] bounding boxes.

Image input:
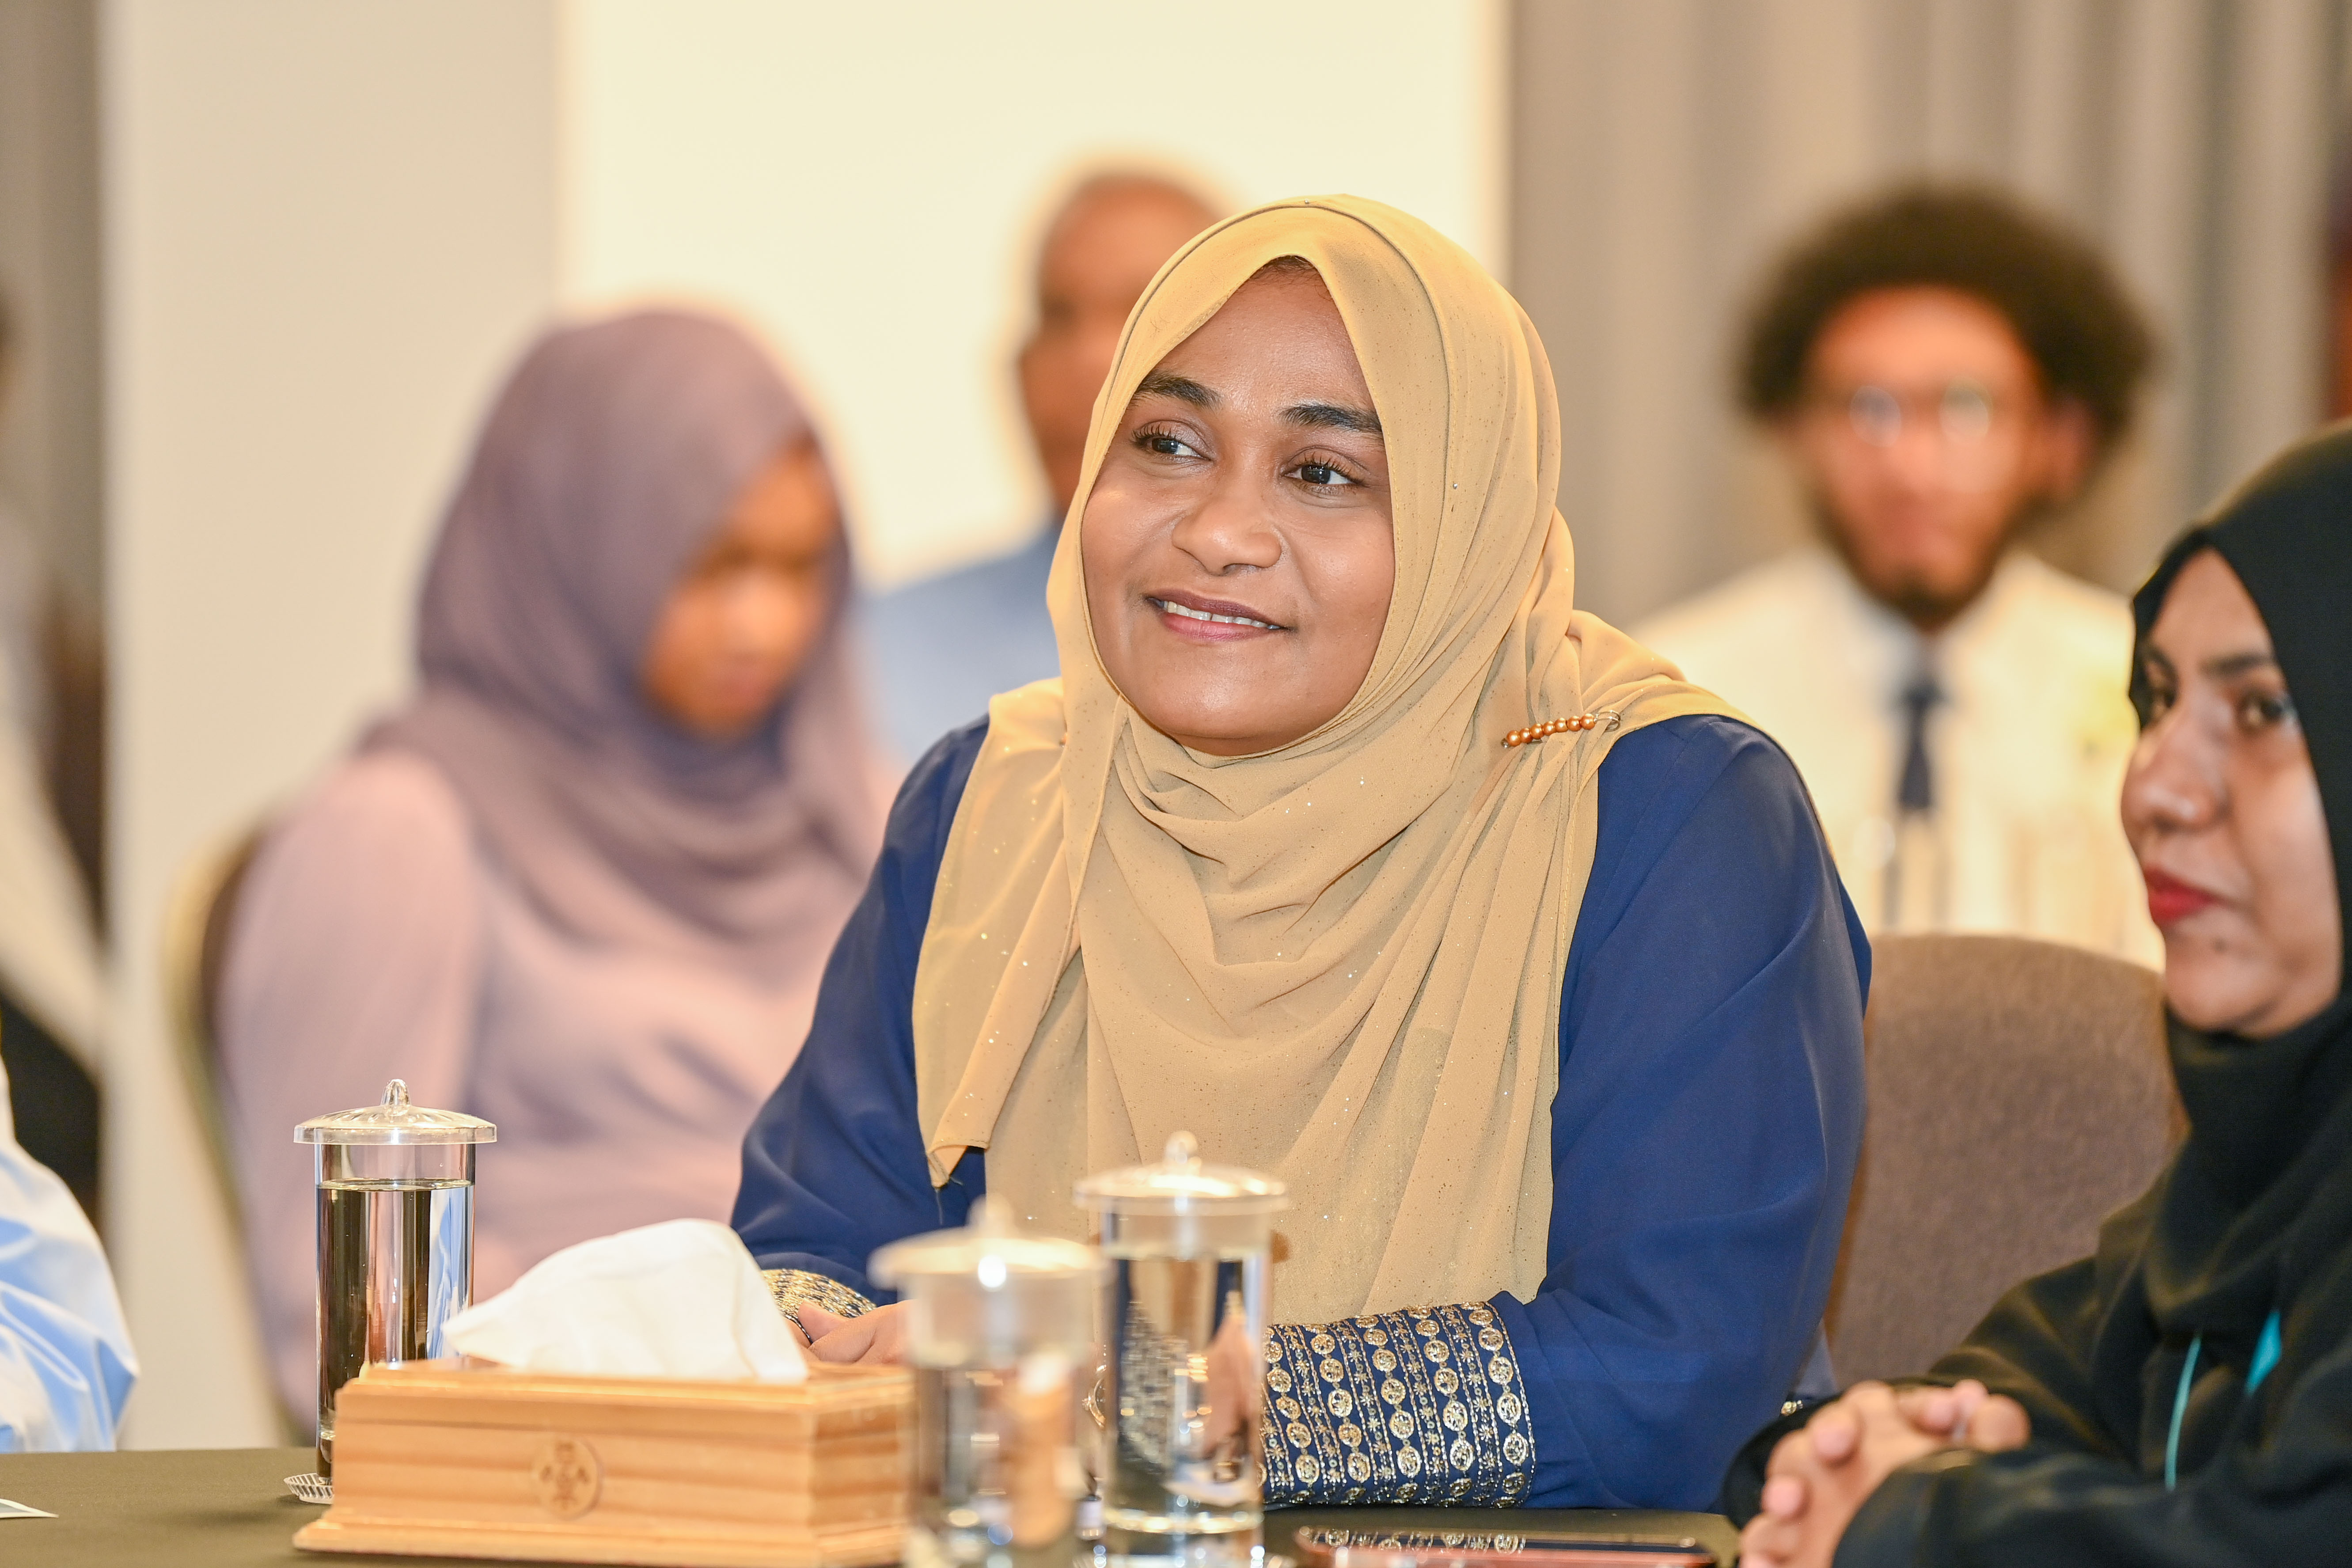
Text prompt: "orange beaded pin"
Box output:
[[1503, 709, 1621, 748]]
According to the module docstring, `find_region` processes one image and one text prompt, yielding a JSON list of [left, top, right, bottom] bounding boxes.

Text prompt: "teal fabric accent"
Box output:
[[2248, 1309, 2284, 1393], [2162, 1310, 2282, 1493], [2166, 1334, 2203, 1492]]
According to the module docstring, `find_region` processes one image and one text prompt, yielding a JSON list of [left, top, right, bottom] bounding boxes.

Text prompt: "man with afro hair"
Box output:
[[1638, 185, 2159, 961]]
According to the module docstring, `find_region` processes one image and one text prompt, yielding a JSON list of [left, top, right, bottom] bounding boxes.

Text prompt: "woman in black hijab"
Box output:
[[1731, 422, 2352, 1565]]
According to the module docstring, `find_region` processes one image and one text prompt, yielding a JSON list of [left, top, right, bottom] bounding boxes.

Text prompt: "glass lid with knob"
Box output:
[[871, 1196, 1100, 1358], [296, 1079, 497, 1146], [1072, 1131, 1287, 1217], [871, 1193, 1100, 1289]]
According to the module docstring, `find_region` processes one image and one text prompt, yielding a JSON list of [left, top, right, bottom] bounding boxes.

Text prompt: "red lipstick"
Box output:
[[2143, 869, 2219, 926]]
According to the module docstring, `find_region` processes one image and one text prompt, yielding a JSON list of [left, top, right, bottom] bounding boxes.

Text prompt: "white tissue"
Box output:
[[442, 1218, 807, 1382]]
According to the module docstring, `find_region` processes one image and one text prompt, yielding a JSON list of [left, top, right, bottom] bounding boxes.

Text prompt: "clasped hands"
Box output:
[[1739, 1379, 2030, 1568]]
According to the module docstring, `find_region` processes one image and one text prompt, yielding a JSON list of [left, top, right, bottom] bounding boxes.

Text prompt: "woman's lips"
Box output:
[[1147, 592, 1286, 641], [2143, 868, 2221, 926]]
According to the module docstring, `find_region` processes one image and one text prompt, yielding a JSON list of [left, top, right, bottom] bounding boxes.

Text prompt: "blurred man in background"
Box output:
[[862, 170, 1218, 762], [1638, 187, 2161, 961], [0, 291, 106, 1216]]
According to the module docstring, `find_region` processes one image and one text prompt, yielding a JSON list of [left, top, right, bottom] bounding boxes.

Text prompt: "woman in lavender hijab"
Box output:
[[219, 311, 891, 1417]]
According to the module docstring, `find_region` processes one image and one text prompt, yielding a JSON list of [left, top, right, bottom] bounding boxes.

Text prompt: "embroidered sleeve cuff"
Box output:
[[1261, 1302, 1536, 1506], [763, 1267, 877, 1336]]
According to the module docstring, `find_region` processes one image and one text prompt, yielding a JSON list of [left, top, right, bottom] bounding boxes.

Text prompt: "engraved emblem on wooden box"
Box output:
[[529, 1435, 601, 1520]]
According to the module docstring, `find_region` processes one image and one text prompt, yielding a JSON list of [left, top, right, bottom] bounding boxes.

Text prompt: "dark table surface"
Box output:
[[0, 1447, 1739, 1567]]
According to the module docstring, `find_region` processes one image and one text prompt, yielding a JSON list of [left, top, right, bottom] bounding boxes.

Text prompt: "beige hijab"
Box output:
[[913, 196, 1731, 1323]]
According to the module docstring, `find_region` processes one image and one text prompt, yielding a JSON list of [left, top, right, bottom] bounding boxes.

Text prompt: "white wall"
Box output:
[[564, 0, 1506, 585], [100, 0, 1501, 1443], [103, 0, 561, 1446]]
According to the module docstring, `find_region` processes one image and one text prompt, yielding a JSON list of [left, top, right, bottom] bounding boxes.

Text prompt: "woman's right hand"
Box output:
[[797, 1301, 910, 1365]]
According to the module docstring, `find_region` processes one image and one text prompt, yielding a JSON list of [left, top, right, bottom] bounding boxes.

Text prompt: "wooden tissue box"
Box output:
[[293, 1359, 911, 1567]]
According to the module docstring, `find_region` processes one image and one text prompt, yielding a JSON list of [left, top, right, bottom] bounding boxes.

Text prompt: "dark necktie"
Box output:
[[1897, 671, 1943, 814]]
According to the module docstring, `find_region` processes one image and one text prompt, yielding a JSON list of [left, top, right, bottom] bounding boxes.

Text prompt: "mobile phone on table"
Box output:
[[1289, 1526, 1716, 1568]]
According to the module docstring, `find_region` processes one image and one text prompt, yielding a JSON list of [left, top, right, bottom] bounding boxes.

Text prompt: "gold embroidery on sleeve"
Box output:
[[1261, 1303, 1534, 1506]]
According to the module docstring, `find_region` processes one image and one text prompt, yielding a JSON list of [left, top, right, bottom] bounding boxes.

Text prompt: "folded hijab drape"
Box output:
[[370, 310, 886, 984], [2117, 424, 2352, 1434], [911, 196, 1733, 1324]]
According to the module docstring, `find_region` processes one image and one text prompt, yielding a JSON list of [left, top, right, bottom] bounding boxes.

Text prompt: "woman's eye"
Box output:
[[1136, 429, 1201, 460], [2132, 682, 2174, 726], [2233, 688, 2297, 735], [1290, 460, 1358, 488]]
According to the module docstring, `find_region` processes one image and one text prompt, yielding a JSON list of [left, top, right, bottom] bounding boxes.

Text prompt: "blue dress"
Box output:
[[734, 714, 1867, 1510]]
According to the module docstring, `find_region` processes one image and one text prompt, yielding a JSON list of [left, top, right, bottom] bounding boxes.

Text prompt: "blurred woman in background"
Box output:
[[220, 311, 890, 1418]]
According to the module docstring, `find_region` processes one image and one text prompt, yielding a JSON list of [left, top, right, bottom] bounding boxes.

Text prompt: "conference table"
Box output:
[[0, 1447, 1741, 1566]]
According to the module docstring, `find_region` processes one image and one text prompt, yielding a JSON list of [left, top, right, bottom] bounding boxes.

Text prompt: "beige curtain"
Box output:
[[0, 0, 106, 911], [0, 0, 105, 615], [1510, 0, 2351, 625]]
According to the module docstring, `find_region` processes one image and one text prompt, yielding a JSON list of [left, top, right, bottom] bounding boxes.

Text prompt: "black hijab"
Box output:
[[2119, 425, 2352, 1442]]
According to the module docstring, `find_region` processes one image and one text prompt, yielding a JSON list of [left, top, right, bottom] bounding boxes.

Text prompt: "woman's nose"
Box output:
[[2123, 712, 2223, 837], [1171, 477, 1283, 573]]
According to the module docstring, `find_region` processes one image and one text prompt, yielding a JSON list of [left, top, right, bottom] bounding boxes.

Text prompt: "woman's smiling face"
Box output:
[[1081, 261, 1394, 757]]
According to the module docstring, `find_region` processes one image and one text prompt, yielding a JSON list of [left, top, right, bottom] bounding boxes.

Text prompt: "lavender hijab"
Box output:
[[368, 311, 885, 983]]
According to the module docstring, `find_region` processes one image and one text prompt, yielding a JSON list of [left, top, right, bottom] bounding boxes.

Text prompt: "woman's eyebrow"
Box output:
[[2203, 650, 2281, 680], [1133, 371, 1218, 408], [1284, 400, 1383, 437]]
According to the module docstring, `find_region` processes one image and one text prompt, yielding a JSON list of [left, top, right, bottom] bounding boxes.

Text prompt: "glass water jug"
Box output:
[[873, 1196, 1103, 1568], [1074, 1133, 1287, 1568], [295, 1079, 494, 1477]]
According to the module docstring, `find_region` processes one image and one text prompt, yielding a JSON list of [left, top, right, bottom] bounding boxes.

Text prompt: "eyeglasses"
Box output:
[[1811, 380, 2006, 448], [1801, 379, 2023, 492]]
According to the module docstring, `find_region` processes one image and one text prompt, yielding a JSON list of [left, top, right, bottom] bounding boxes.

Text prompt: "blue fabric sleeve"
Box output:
[[1491, 714, 1867, 1509], [731, 714, 1867, 1512], [730, 719, 990, 1299], [0, 1067, 138, 1451]]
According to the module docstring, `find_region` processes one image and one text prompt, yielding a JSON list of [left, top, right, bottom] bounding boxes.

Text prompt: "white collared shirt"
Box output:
[[1637, 547, 2159, 965]]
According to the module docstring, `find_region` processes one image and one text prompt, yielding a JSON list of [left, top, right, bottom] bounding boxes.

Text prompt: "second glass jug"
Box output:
[[1075, 1132, 1287, 1568], [873, 1196, 1101, 1568]]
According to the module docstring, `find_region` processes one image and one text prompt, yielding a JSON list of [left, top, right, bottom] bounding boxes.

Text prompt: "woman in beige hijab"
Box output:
[[734, 196, 1867, 1509]]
